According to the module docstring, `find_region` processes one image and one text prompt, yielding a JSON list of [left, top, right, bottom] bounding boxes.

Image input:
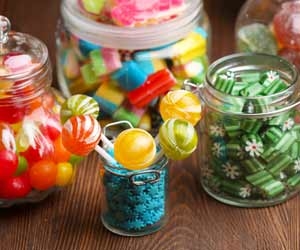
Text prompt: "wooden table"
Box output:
[[1, 1, 298, 249]]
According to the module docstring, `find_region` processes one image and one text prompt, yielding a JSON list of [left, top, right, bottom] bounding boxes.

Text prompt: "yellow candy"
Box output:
[[114, 128, 156, 170], [159, 89, 202, 126], [56, 162, 74, 186]]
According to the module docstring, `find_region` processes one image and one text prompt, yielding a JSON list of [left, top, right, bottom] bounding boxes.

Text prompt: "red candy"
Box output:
[[62, 114, 101, 156], [273, 1, 300, 50], [0, 123, 16, 151], [0, 173, 31, 199], [0, 150, 18, 180]]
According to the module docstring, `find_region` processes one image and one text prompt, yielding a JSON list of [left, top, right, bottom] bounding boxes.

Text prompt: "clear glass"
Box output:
[[199, 53, 300, 207], [100, 155, 169, 236], [56, 0, 210, 135], [236, 0, 300, 70], [0, 17, 81, 207]]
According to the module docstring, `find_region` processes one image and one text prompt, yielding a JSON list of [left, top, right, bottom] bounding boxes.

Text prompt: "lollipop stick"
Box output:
[[101, 134, 113, 149], [95, 145, 118, 166]]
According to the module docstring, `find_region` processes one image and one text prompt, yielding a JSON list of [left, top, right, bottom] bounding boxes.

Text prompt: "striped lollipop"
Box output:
[[158, 118, 198, 160], [60, 94, 99, 124], [62, 114, 101, 156]]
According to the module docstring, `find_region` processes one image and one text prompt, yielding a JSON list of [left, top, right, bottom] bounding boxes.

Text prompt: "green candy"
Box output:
[[237, 23, 278, 55], [60, 94, 100, 123], [81, 0, 105, 15], [159, 118, 198, 160], [14, 156, 28, 176]]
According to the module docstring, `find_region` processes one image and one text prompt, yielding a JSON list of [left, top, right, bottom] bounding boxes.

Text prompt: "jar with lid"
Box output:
[[198, 53, 300, 207], [56, 0, 210, 135], [236, 0, 300, 70], [0, 16, 82, 207]]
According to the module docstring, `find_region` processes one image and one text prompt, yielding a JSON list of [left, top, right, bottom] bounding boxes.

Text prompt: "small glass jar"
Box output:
[[56, 0, 210, 135], [236, 0, 300, 70], [0, 16, 81, 207], [199, 53, 300, 207], [100, 154, 168, 236]]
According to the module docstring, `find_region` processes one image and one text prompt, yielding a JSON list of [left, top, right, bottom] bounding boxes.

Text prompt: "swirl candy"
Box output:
[[159, 89, 202, 125], [159, 118, 198, 160], [113, 128, 157, 170], [60, 94, 100, 124], [62, 114, 102, 156]]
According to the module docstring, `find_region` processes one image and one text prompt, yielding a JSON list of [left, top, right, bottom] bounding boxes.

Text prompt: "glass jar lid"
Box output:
[[61, 0, 202, 50], [0, 16, 48, 79]]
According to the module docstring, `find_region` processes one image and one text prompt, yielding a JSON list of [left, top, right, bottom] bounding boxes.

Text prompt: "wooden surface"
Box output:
[[1, 1, 299, 250]]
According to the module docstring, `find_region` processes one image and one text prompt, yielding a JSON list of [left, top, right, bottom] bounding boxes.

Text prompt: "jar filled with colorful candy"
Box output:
[[199, 53, 300, 207], [0, 16, 85, 207], [56, 0, 210, 135], [236, 0, 300, 70]]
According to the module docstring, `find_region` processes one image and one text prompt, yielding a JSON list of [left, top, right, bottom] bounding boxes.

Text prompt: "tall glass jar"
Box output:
[[236, 0, 300, 70], [0, 16, 81, 207], [100, 154, 169, 236], [199, 53, 300, 207], [56, 0, 210, 135]]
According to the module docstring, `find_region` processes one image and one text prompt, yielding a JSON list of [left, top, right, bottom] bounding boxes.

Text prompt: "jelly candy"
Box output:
[[273, 1, 300, 50], [56, 162, 74, 187], [0, 150, 18, 180], [159, 118, 198, 160], [114, 128, 156, 170], [0, 173, 31, 199], [237, 23, 277, 55]]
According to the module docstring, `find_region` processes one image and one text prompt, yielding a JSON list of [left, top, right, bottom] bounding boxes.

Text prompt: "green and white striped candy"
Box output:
[[159, 118, 198, 160], [60, 94, 100, 124]]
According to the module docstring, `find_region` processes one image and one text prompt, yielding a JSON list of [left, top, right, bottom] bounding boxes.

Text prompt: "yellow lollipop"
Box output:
[[114, 128, 156, 170], [159, 89, 202, 126]]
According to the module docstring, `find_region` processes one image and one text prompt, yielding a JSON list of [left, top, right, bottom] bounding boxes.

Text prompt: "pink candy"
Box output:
[[4, 54, 34, 74]]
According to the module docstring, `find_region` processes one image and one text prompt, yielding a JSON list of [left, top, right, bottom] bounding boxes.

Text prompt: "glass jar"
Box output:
[[199, 53, 300, 207], [236, 0, 300, 70], [100, 154, 169, 236], [56, 0, 210, 135], [0, 16, 81, 207]]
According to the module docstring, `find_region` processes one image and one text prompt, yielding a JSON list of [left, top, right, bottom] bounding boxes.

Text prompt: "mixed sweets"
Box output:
[[58, 0, 208, 134], [237, 1, 300, 69], [202, 69, 300, 203]]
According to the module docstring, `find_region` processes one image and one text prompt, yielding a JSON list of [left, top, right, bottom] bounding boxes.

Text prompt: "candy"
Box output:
[[0, 173, 31, 199], [0, 150, 18, 180], [60, 94, 100, 123], [273, 1, 300, 50], [79, 0, 105, 15], [0, 123, 16, 152], [159, 118, 198, 160], [114, 128, 156, 170], [62, 114, 102, 156], [62, 50, 80, 80], [29, 160, 57, 191], [237, 23, 277, 55], [55, 162, 74, 186], [159, 89, 202, 125], [128, 69, 176, 108], [15, 156, 28, 176], [3, 54, 35, 74]]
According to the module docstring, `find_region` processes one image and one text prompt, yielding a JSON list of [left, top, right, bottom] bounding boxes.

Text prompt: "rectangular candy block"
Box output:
[[134, 56, 167, 76], [128, 69, 176, 108], [94, 81, 125, 107]]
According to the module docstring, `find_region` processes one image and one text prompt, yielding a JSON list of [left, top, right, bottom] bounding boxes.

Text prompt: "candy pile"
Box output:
[[237, 1, 300, 69], [58, 0, 208, 134], [100, 89, 200, 234], [78, 0, 186, 27], [202, 70, 300, 202]]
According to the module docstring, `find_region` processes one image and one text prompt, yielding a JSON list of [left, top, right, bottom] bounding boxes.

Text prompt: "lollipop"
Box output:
[[62, 114, 101, 156], [114, 128, 156, 170], [159, 89, 202, 125], [60, 94, 100, 124], [158, 118, 198, 160]]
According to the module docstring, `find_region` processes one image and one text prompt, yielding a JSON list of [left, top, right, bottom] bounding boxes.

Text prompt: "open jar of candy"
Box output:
[[199, 53, 300, 207], [56, 0, 210, 135], [236, 0, 300, 70], [0, 16, 82, 207]]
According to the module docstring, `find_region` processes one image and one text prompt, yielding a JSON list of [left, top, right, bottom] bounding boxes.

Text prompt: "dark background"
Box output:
[[1, 1, 299, 250]]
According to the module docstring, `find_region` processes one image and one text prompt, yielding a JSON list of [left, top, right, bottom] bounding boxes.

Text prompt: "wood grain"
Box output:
[[1, 0, 300, 250]]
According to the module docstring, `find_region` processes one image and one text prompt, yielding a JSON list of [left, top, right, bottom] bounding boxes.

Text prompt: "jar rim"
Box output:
[[202, 53, 300, 118], [61, 0, 202, 50]]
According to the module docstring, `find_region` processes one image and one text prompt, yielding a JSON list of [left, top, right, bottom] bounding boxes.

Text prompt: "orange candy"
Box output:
[[29, 160, 57, 191], [52, 136, 72, 163]]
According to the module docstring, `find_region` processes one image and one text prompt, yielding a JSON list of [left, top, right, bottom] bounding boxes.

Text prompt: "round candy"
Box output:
[[159, 118, 198, 160], [60, 94, 100, 124], [159, 89, 202, 125], [237, 23, 277, 55], [79, 0, 105, 15], [273, 1, 300, 50], [56, 162, 74, 187], [114, 128, 156, 170], [0, 173, 31, 199], [62, 114, 101, 156], [29, 160, 57, 191], [0, 150, 18, 180]]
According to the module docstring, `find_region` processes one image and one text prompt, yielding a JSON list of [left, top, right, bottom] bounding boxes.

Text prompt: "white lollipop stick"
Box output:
[[94, 145, 118, 166]]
